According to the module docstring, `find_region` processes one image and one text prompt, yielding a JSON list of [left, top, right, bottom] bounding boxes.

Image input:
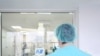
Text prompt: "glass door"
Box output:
[[1, 12, 75, 56]]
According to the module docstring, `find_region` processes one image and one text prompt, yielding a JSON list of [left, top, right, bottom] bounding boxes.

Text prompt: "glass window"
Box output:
[[1, 12, 75, 56]]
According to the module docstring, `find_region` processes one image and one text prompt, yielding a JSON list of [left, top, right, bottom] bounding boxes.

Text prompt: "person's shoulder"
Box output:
[[47, 45, 91, 56], [67, 45, 91, 56], [74, 47, 91, 56], [79, 52, 91, 56], [78, 50, 91, 56]]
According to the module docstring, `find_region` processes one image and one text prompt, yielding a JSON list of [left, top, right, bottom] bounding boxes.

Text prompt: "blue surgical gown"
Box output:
[[48, 45, 90, 56]]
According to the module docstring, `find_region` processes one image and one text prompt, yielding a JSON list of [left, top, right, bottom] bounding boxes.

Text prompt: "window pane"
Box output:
[[2, 12, 74, 56]]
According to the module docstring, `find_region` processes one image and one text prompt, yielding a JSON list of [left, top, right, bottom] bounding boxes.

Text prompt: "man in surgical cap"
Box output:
[[47, 24, 90, 56]]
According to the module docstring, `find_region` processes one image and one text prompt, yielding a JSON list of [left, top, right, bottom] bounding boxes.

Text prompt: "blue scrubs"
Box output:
[[48, 45, 90, 56]]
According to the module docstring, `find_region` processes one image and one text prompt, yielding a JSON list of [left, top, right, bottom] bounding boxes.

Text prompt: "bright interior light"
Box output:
[[38, 27, 45, 31], [20, 12, 51, 14], [20, 31, 27, 32], [37, 13, 51, 14], [20, 31, 28, 35], [20, 28, 37, 32], [38, 23, 44, 27], [69, 12, 73, 14], [11, 26, 22, 29], [20, 13, 35, 14], [38, 23, 45, 31]]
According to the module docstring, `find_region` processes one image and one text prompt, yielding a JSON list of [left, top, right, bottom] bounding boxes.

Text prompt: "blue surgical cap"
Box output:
[[56, 24, 75, 42]]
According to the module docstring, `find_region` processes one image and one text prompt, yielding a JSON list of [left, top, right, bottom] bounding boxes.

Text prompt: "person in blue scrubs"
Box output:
[[47, 24, 90, 56]]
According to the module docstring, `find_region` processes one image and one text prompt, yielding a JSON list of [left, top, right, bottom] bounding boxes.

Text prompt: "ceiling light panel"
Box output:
[[11, 26, 22, 29]]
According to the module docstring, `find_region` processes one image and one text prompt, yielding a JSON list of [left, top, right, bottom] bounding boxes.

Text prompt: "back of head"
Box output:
[[56, 24, 75, 43]]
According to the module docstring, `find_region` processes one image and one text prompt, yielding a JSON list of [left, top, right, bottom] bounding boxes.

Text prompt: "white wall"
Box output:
[[79, 4, 100, 56], [0, 0, 78, 12]]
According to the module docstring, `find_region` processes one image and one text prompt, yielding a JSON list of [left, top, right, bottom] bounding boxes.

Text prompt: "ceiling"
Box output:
[[0, 0, 78, 12], [0, 0, 100, 12], [2, 13, 73, 31]]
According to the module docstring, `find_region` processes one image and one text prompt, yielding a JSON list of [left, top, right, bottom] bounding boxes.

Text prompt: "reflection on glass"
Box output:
[[2, 12, 73, 56]]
